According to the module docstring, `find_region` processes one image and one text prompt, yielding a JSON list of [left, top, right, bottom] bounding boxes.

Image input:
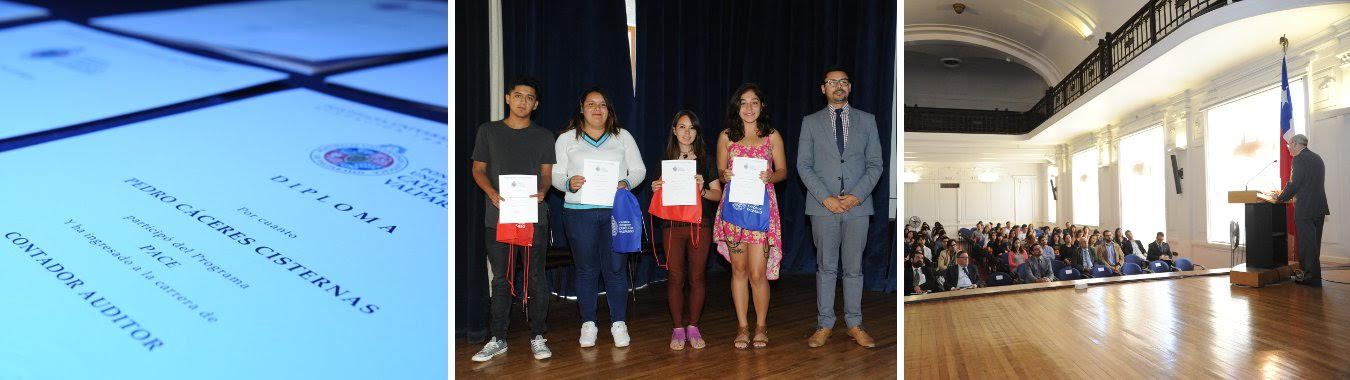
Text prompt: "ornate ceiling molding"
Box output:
[[1022, 0, 1097, 38], [905, 24, 1063, 85]]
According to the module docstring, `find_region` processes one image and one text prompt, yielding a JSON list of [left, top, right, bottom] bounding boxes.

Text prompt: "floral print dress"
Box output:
[[712, 137, 783, 280]]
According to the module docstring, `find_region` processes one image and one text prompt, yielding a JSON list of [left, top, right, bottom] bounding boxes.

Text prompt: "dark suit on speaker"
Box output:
[[1278, 148, 1329, 283]]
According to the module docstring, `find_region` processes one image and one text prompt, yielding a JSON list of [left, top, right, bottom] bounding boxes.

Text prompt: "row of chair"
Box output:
[[984, 257, 1197, 287]]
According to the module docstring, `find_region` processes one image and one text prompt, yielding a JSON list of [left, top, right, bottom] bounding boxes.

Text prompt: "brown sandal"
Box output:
[[752, 326, 768, 349], [733, 326, 750, 349]]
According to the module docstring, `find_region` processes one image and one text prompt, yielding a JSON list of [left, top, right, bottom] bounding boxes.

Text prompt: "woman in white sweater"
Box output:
[[551, 86, 646, 349]]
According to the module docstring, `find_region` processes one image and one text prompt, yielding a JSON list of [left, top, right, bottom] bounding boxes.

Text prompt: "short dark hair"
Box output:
[[506, 76, 541, 101], [822, 65, 848, 82]]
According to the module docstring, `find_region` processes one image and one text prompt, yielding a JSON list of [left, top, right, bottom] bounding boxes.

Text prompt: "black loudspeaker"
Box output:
[[1170, 154, 1183, 194], [1050, 178, 1058, 200]]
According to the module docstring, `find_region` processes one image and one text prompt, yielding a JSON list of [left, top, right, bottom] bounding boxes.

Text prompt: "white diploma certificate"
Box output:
[[498, 175, 538, 224], [661, 160, 698, 206], [0, 21, 285, 141], [0, 0, 46, 23], [327, 55, 448, 109], [576, 159, 620, 207], [91, 0, 448, 74], [728, 157, 768, 205], [0, 89, 447, 379]]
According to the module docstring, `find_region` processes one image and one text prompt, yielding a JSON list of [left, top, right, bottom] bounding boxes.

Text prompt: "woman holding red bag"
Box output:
[[650, 110, 721, 351]]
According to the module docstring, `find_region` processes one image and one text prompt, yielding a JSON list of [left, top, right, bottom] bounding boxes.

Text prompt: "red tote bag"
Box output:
[[495, 222, 534, 307]]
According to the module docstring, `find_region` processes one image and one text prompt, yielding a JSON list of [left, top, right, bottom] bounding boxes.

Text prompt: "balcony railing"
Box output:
[[904, 106, 1035, 134], [912, 0, 1239, 134]]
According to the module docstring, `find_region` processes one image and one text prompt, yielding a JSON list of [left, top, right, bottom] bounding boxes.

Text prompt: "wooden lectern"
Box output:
[[1227, 191, 1293, 287]]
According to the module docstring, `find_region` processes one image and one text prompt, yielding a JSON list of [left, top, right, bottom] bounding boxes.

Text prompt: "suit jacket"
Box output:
[[1095, 243, 1125, 271], [1147, 242, 1173, 261], [1278, 149, 1330, 218], [1023, 255, 1055, 282], [1122, 239, 1144, 256], [797, 105, 884, 217], [905, 261, 938, 295], [944, 264, 980, 290], [1068, 246, 1095, 271]]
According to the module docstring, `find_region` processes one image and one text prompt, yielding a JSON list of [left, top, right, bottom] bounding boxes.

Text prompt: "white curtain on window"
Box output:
[[1204, 79, 1307, 244], [1073, 148, 1099, 227], [1119, 126, 1166, 239]]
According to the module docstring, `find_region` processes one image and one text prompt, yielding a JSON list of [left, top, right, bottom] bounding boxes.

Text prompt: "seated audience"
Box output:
[[944, 252, 980, 291], [1096, 230, 1125, 273], [1148, 232, 1179, 266], [905, 251, 938, 295], [1023, 241, 1055, 283], [1122, 230, 1149, 263]]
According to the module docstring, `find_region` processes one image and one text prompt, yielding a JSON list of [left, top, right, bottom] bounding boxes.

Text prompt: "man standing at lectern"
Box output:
[[1270, 134, 1328, 287]]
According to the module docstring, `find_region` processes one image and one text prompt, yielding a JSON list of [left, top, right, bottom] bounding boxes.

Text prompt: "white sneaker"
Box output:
[[530, 335, 552, 360], [579, 321, 598, 347], [471, 338, 507, 362], [611, 321, 630, 347]]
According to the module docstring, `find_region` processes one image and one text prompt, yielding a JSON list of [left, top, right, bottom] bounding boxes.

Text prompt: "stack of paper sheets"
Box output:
[[0, 0, 46, 23], [0, 21, 285, 140], [91, 0, 448, 74], [327, 55, 447, 109]]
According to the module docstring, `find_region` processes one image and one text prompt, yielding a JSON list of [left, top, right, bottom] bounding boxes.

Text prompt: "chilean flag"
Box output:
[[1279, 55, 1296, 260]]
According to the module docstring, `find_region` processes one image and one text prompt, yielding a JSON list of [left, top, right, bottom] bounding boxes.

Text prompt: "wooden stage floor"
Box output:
[[457, 272, 898, 379], [905, 272, 1350, 379]]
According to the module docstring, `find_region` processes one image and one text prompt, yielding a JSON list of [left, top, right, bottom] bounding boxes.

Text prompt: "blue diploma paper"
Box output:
[[0, 0, 46, 23], [91, 0, 448, 74], [0, 21, 285, 141], [0, 89, 447, 379], [327, 55, 448, 109]]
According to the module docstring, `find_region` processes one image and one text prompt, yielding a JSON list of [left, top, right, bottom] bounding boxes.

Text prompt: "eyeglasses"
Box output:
[[824, 78, 851, 87], [509, 92, 537, 102], [738, 100, 762, 108], [583, 102, 607, 110]]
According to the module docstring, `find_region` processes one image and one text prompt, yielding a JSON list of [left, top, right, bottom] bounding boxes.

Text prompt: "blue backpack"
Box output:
[[720, 182, 770, 231], [611, 188, 643, 253]]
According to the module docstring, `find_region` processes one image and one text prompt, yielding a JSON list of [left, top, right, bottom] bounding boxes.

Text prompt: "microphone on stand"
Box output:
[[1244, 159, 1279, 191]]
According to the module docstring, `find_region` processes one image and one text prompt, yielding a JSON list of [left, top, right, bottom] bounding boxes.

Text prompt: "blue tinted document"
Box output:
[[0, 0, 45, 23], [327, 55, 447, 109], [0, 21, 285, 140], [0, 89, 448, 379], [91, 0, 448, 74]]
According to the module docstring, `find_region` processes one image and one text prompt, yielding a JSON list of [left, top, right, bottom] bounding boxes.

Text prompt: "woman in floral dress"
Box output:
[[713, 83, 787, 349]]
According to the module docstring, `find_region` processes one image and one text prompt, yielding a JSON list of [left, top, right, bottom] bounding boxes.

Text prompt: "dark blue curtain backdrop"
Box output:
[[456, 0, 896, 340], [635, 0, 897, 292], [454, 0, 491, 341], [499, 0, 667, 299]]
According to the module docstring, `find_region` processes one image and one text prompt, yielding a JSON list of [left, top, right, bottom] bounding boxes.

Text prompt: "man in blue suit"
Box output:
[[800, 66, 884, 349]]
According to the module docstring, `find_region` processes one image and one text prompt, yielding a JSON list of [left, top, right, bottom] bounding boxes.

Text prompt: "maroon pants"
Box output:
[[665, 222, 712, 327]]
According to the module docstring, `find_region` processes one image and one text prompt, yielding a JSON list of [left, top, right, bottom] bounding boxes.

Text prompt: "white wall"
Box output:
[[903, 162, 1045, 229], [904, 51, 1047, 111]]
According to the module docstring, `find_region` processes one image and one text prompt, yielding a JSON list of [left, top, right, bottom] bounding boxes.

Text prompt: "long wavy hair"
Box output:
[[561, 86, 620, 140], [725, 83, 773, 142]]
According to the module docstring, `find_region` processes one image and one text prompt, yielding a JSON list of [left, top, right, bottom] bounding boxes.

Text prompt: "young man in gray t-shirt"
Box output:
[[469, 77, 556, 362]]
